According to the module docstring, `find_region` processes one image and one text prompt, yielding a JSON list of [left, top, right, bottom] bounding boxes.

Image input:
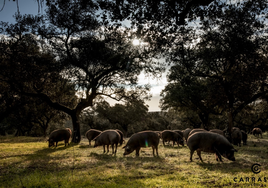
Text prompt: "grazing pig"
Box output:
[[188, 128, 207, 139], [161, 130, 184, 147], [231, 127, 242, 147], [66, 128, 72, 136], [209, 129, 225, 136], [154, 131, 161, 138], [241, 130, 248, 145], [123, 131, 159, 157], [183, 128, 192, 141], [173, 130, 184, 139], [115, 129, 124, 146], [93, 130, 121, 155], [85, 129, 102, 146], [48, 129, 71, 148], [252, 128, 262, 138], [187, 132, 237, 162]]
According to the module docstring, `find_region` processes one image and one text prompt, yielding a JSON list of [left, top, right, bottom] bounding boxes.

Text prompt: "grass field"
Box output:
[[0, 133, 267, 188]]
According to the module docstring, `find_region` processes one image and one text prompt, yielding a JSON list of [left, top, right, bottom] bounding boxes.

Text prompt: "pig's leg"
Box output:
[[135, 148, 140, 157], [190, 150, 195, 162], [215, 154, 219, 161], [153, 146, 159, 156], [107, 144, 110, 153], [214, 148, 222, 162], [114, 144, 117, 155], [111, 144, 114, 154], [217, 154, 222, 162], [196, 149, 203, 162], [103, 145, 106, 153]]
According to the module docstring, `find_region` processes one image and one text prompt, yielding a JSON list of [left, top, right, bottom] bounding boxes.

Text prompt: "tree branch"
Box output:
[[21, 91, 73, 115]]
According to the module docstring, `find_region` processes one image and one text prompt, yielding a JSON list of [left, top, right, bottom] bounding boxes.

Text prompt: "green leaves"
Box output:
[[161, 0, 268, 128]]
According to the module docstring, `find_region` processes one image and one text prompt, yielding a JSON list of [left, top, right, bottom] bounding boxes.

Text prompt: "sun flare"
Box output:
[[132, 39, 140, 46]]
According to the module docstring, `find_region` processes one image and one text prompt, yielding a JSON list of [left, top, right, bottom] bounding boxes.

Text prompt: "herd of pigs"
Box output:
[[47, 127, 263, 162]]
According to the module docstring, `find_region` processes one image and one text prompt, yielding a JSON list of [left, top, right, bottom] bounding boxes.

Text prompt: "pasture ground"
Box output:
[[0, 133, 267, 188]]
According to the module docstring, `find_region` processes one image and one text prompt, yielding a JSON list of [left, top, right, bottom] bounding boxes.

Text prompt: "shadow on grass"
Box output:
[[246, 139, 268, 146], [0, 142, 85, 188], [38, 143, 74, 152], [78, 144, 90, 149], [0, 141, 74, 164], [161, 145, 185, 149], [25, 143, 77, 168], [123, 155, 164, 162], [197, 161, 240, 173], [89, 152, 118, 159], [234, 139, 268, 159], [0, 136, 47, 143], [0, 142, 75, 181], [196, 154, 265, 174], [89, 151, 165, 162]]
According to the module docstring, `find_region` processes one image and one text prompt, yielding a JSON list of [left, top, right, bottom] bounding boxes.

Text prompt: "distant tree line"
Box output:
[[1, 90, 268, 137]]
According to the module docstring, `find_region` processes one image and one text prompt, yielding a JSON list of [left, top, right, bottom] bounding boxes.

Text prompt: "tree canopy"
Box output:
[[1, 0, 163, 142], [161, 0, 268, 132]]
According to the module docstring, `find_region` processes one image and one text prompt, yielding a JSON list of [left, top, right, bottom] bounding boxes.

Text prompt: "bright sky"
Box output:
[[0, 0, 40, 23], [0, 0, 167, 111], [138, 72, 167, 112]]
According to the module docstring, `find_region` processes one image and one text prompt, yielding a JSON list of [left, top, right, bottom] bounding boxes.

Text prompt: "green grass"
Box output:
[[0, 134, 268, 188]]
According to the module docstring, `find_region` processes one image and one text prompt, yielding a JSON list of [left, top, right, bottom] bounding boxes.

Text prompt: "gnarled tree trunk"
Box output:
[[70, 111, 81, 143]]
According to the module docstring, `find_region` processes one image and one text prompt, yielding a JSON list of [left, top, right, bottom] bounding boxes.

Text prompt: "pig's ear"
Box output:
[[122, 145, 126, 149], [232, 149, 238, 152]]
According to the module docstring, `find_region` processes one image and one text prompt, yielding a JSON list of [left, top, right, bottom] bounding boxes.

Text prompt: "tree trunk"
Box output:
[[43, 123, 48, 137], [226, 108, 234, 143], [121, 124, 129, 138], [0, 127, 5, 136], [71, 111, 81, 143], [15, 128, 24, 136], [198, 112, 209, 130]]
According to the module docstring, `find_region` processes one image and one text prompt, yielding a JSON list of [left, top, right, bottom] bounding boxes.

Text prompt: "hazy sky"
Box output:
[[106, 72, 167, 112], [138, 73, 167, 112], [0, 0, 167, 111]]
